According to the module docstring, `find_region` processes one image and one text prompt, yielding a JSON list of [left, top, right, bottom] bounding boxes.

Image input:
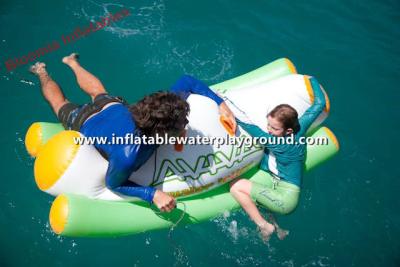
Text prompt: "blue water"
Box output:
[[1, 0, 399, 266]]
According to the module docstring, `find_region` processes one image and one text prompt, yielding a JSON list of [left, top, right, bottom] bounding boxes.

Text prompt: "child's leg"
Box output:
[[62, 53, 107, 100], [230, 179, 270, 226], [30, 62, 68, 115], [230, 179, 275, 240]]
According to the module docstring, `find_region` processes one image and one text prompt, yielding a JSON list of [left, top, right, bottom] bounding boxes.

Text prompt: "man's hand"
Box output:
[[153, 190, 176, 212], [219, 102, 237, 135]]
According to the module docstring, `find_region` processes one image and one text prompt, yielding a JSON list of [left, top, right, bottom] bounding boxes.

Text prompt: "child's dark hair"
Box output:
[[268, 104, 300, 134], [129, 92, 190, 137]]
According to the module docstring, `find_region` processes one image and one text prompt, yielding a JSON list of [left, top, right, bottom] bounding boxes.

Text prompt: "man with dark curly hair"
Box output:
[[30, 53, 236, 212]]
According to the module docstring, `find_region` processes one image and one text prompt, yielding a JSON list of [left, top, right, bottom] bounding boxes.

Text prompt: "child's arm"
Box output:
[[237, 120, 278, 149], [297, 77, 326, 136]]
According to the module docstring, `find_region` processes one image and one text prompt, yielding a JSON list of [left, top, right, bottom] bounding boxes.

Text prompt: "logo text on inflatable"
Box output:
[[152, 143, 262, 187]]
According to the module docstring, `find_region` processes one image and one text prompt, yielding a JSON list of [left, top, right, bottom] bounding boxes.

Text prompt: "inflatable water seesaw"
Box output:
[[25, 58, 339, 237]]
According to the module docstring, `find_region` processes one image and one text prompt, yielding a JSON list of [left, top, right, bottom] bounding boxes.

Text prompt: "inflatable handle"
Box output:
[[174, 143, 184, 152], [219, 116, 235, 136], [174, 130, 186, 152]]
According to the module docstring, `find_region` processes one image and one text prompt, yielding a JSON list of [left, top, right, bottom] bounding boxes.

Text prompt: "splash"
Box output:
[[212, 210, 253, 243], [14, 131, 33, 166]]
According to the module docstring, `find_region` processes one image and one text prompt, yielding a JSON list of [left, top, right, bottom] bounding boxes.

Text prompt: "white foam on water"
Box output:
[[220, 251, 264, 266], [75, 1, 234, 82], [29, 214, 80, 255], [173, 245, 190, 267], [145, 237, 151, 245], [144, 40, 234, 83], [19, 79, 35, 86], [79, 1, 166, 39], [302, 256, 331, 267]]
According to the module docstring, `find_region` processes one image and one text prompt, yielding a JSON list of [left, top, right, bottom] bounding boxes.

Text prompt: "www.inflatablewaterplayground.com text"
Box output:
[[73, 133, 329, 147]]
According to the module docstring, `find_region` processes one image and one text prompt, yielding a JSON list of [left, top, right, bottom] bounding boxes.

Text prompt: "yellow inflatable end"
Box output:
[[49, 194, 69, 234], [25, 123, 43, 157], [284, 58, 297, 74], [34, 131, 81, 191], [323, 127, 340, 150]]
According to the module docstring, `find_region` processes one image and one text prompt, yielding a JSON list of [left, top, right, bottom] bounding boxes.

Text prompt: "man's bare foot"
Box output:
[[29, 62, 47, 75], [62, 53, 79, 66], [258, 222, 275, 242]]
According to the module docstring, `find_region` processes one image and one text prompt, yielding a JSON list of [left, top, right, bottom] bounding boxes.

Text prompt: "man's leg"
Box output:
[[62, 53, 106, 101], [30, 62, 68, 115]]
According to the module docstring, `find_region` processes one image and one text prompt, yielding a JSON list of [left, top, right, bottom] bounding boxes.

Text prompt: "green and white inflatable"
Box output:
[[25, 58, 339, 237]]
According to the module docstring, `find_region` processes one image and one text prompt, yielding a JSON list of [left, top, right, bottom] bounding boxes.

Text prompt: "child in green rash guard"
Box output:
[[230, 76, 326, 242]]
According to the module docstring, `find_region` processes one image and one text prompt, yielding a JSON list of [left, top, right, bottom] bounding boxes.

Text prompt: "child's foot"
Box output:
[[275, 227, 290, 240], [257, 222, 275, 242], [29, 62, 47, 75], [62, 52, 79, 65], [268, 213, 289, 240]]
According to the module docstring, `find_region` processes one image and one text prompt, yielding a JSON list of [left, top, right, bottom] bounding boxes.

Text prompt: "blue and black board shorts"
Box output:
[[57, 93, 127, 131]]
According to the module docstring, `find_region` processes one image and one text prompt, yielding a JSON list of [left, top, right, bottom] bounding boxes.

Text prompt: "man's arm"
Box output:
[[297, 77, 326, 136], [171, 75, 236, 133], [105, 153, 156, 202], [170, 75, 224, 105], [105, 150, 176, 211]]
